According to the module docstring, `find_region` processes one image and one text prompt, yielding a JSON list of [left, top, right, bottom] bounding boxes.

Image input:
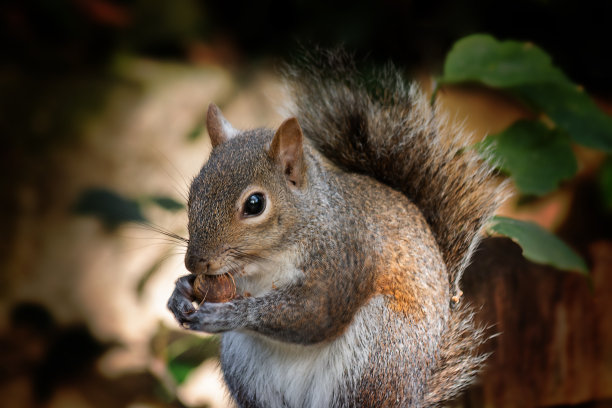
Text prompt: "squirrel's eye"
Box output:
[[243, 193, 265, 216]]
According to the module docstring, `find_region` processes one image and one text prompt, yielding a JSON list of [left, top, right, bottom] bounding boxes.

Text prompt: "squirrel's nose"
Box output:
[[185, 254, 209, 274]]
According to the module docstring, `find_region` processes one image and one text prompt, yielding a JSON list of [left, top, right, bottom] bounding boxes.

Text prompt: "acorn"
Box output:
[[193, 273, 237, 303]]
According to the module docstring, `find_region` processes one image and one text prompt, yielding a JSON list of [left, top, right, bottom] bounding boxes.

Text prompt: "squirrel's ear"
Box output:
[[207, 103, 238, 148], [269, 118, 306, 188]]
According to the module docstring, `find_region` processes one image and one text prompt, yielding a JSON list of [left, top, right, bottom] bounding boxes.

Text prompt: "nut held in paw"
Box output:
[[193, 273, 237, 303]]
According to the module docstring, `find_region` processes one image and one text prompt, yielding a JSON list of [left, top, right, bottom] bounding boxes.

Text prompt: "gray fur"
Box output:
[[167, 52, 507, 407], [283, 50, 509, 297]]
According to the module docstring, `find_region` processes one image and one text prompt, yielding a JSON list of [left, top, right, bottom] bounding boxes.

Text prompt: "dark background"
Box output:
[[2, 0, 611, 91]]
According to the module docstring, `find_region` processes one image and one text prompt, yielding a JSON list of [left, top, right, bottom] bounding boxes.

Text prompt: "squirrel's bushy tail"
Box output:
[[422, 304, 491, 406], [284, 51, 506, 404], [283, 50, 507, 298]]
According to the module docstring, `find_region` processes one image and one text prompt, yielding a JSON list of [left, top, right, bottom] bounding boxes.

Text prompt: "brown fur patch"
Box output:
[[375, 253, 423, 318]]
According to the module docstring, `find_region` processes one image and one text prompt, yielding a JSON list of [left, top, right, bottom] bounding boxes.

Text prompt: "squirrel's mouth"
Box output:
[[203, 269, 231, 276], [203, 262, 246, 278]]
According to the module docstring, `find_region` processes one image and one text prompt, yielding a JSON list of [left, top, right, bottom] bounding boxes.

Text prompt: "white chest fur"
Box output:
[[234, 248, 304, 298], [219, 297, 385, 408]]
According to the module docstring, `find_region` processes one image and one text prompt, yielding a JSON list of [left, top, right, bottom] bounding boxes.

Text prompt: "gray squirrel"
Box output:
[[167, 51, 507, 407]]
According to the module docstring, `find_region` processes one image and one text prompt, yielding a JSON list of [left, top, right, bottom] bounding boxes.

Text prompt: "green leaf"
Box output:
[[73, 188, 146, 229], [516, 83, 612, 151], [167, 360, 197, 385], [487, 216, 588, 274], [598, 156, 612, 210], [146, 195, 185, 212], [441, 34, 568, 87], [440, 34, 612, 152], [478, 120, 577, 195], [166, 334, 219, 385]]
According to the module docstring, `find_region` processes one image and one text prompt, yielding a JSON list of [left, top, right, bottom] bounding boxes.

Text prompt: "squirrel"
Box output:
[[167, 51, 507, 407]]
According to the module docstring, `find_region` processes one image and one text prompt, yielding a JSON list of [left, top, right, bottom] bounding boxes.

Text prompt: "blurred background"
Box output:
[[1, 1, 611, 407]]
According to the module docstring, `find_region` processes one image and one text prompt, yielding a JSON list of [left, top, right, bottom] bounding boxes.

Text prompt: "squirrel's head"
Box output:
[[185, 104, 307, 281]]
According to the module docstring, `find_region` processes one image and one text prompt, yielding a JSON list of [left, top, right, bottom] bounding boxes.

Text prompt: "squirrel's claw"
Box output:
[[167, 275, 197, 324], [182, 301, 245, 333]]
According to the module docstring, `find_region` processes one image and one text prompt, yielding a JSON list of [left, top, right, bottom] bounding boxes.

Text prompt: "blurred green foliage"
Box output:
[[441, 35, 612, 152], [488, 216, 588, 275], [599, 156, 612, 211], [477, 121, 577, 196], [73, 188, 184, 230], [439, 34, 612, 274], [166, 334, 219, 385], [73, 188, 147, 230], [145, 196, 185, 212]]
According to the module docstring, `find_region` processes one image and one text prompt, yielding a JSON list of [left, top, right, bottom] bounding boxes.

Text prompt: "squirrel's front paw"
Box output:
[[182, 301, 246, 333], [167, 275, 197, 324]]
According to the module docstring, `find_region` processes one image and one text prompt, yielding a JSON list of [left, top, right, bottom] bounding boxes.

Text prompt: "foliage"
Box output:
[[440, 34, 612, 152], [73, 187, 184, 230], [165, 333, 219, 385], [476, 120, 577, 196], [73, 188, 147, 230], [438, 34, 612, 274], [488, 217, 588, 274], [144, 195, 185, 212], [598, 156, 612, 211]]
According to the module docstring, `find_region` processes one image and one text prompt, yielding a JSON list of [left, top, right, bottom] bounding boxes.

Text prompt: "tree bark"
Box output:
[[462, 237, 612, 407]]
